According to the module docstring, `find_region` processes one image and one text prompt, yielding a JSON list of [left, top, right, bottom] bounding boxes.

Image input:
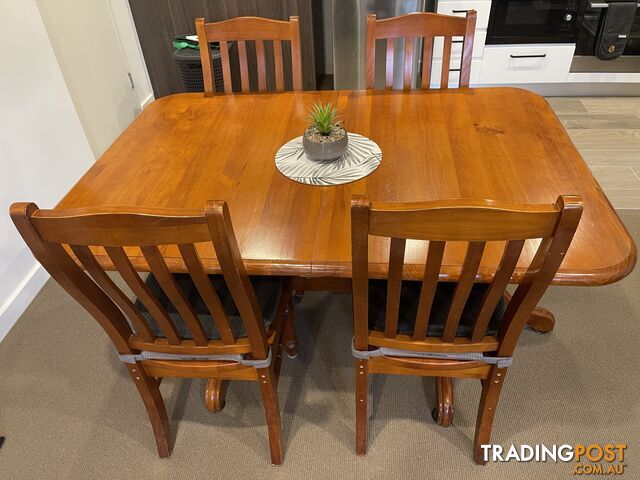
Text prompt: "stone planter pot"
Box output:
[[302, 126, 349, 161]]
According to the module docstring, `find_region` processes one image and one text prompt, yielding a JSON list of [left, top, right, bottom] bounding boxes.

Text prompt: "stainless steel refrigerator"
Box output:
[[332, 0, 434, 89]]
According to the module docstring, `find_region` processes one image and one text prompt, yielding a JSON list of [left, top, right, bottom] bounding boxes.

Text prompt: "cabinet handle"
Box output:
[[510, 54, 547, 58], [452, 9, 469, 13]]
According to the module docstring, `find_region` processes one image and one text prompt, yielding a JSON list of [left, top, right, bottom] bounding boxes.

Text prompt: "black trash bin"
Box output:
[[173, 45, 226, 92]]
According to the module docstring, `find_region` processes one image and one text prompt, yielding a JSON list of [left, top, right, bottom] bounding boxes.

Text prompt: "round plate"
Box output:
[[275, 133, 382, 186]]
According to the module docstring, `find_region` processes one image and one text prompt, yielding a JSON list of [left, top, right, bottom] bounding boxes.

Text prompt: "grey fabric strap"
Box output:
[[351, 339, 512, 368], [118, 347, 272, 368]]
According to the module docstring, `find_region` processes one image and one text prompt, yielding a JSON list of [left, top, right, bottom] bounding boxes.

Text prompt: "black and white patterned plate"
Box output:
[[275, 133, 382, 186]]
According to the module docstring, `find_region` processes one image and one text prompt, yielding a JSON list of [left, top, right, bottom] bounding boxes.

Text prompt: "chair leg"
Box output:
[[204, 379, 229, 412], [282, 297, 298, 358], [355, 359, 368, 455], [126, 362, 173, 458], [432, 377, 454, 427], [473, 366, 508, 465], [273, 344, 285, 386], [257, 367, 283, 465]]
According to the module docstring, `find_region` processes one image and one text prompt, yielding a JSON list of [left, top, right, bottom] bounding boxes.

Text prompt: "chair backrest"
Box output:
[[10, 201, 271, 359], [351, 196, 583, 357], [365, 12, 477, 90], [195, 16, 302, 94]]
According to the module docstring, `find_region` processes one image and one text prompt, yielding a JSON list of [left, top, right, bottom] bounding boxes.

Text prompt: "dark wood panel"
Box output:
[[311, 0, 325, 77], [128, 0, 178, 98], [129, 0, 316, 97]]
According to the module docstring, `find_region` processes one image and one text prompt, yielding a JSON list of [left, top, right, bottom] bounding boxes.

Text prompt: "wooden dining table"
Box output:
[[57, 87, 636, 303]]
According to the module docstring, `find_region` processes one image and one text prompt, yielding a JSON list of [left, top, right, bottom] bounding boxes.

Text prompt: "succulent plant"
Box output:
[[307, 101, 340, 135]]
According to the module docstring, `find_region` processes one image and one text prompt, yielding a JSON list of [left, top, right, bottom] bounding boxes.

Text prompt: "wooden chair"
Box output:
[[365, 12, 477, 90], [195, 16, 302, 94], [10, 200, 298, 465], [350, 195, 582, 463]]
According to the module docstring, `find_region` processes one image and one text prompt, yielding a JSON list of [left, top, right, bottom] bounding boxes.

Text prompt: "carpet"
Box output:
[[1, 211, 638, 480]]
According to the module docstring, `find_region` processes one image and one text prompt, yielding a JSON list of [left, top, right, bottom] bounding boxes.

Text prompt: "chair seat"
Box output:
[[135, 274, 284, 340], [368, 280, 505, 338]]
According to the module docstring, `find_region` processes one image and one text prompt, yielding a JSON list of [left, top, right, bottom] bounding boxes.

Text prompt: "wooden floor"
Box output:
[[548, 97, 640, 209]]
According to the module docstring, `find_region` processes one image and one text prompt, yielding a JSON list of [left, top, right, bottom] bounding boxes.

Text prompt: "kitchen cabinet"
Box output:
[[479, 44, 576, 84], [436, 0, 492, 28], [437, 0, 579, 86]]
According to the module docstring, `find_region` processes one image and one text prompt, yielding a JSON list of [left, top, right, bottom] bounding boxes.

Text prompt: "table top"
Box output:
[[57, 88, 637, 286]]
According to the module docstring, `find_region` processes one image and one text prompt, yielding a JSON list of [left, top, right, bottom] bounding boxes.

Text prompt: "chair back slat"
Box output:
[[196, 16, 302, 94], [442, 241, 485, 342], [290, 17, 303, 91], [440, 36, 452, 90], [365, 14, 377, 89], [106, 246, 181, 345], [273, 40, 285, 92], [256, 40, 267, 92], [178, 243, 236, 345], [351, 195, 583, 354], [384, 238, 406, 338], [421, 37, 434, 89], [385, 39, 395, 89], [219, 40, 233, 93], [366, 12, 477, 90], [471, 240, 524, 342], [413, 240, 445, 339], [460, 11, 476, 87], [237, 40, 250, 92], [403, 37, 415, 90], [71, 244, 155, 342], [141, 245, 208, 346], [196, 16, 216, 93]]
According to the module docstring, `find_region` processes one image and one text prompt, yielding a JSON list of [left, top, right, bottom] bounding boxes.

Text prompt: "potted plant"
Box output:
[[302, 101, 348, 161]]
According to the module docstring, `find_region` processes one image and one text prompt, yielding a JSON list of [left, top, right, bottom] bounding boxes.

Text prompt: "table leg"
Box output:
[[282, 295, 298, 358], [503, 292, 556, 334], [432, 377, 454, 427], [526, 306, 556, 333], [205, 379, 229, 412]]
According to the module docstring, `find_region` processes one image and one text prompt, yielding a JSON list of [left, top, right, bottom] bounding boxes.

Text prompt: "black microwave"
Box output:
[[486, 0, 581, 44]]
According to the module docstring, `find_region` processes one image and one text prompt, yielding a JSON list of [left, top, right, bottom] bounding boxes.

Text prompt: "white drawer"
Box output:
[[428, 58, 483, 89], [436, 0, 492, 29], [433, 31, 486, 59], [479, 44, 576, 84]]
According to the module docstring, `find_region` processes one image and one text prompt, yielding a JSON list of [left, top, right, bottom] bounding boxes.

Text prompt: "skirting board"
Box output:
[[141, 93, 154, 110], [0, 264, 50, 343]]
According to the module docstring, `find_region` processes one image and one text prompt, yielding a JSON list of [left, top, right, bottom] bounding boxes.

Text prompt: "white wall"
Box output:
[[36, 0, 151, 157], [0, 0, 95, 341]]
